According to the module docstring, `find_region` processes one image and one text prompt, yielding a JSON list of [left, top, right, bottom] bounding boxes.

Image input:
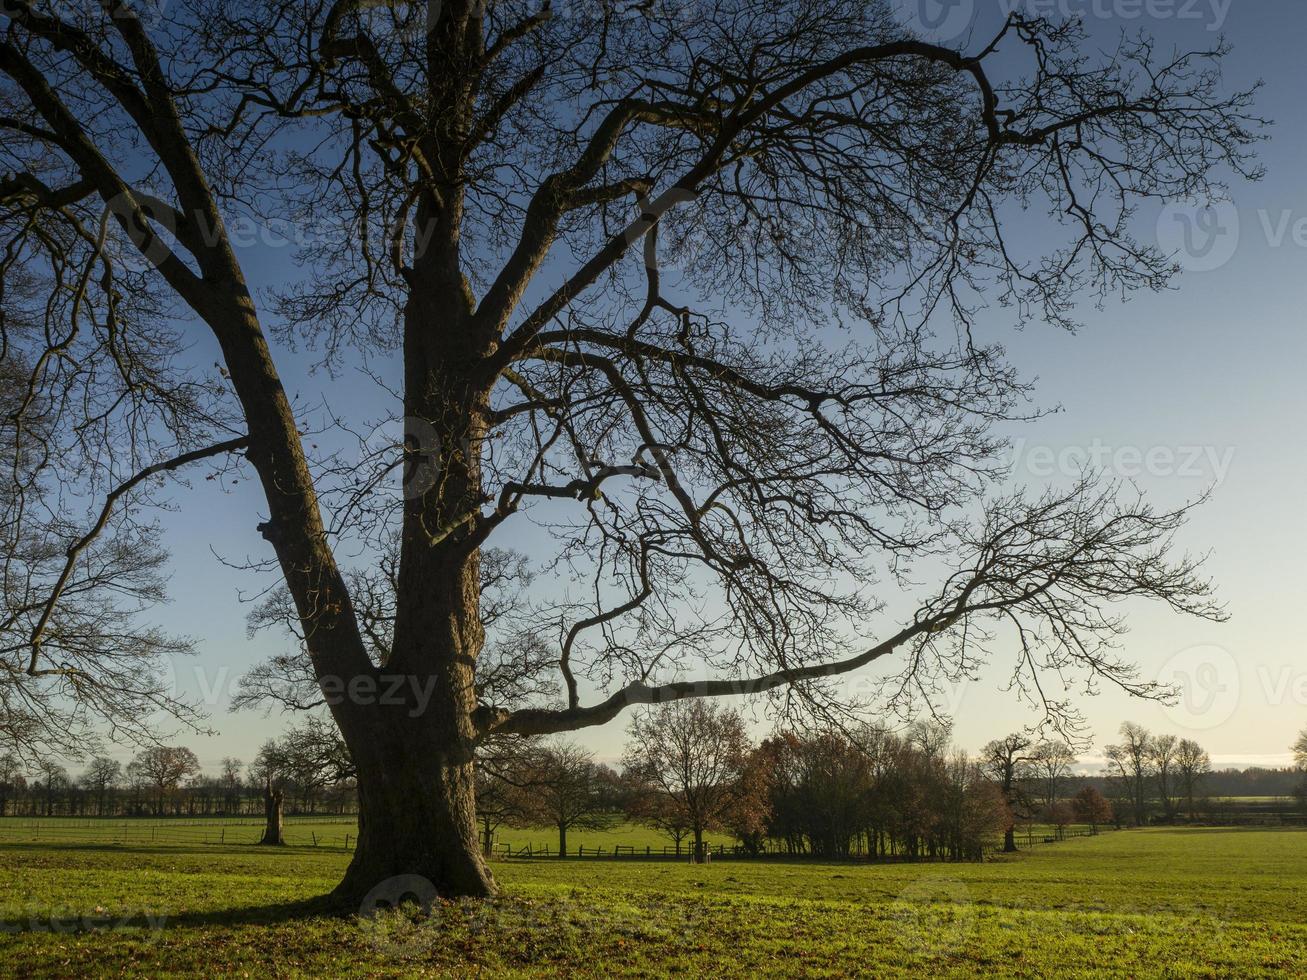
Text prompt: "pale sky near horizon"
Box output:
[[78, 0, 1307, 776]]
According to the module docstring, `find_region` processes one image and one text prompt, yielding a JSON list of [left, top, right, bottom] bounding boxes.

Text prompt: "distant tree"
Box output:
[[1072, 786, 1113, 834], [1046, 800, 1076, 841], [623, 778, 694, 856], [0, 752, 23, 816], [219, 758, 244, 815], [32, 758, 69, 816], [1294, 729, 1307, 771], [81, 756, 122, 816], [473, 736, 537, 857], [522, 742, 616, 858], [981, 733, 1035, 852], [1106, 723, 1154, 826], [127, 746, 200, 816], [252, 719, 355, 845], [1148, 734, 1180, 822], [1174, 739, 1212, 821], [938, 752, 1010, 861], [723, 745, 774, 856], [623, 702, 755, 863], [1030, 742, 1077, 809], [250, 741, 290, 846]]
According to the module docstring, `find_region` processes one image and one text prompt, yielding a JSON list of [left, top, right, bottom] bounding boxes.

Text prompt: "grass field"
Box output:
[[0, 817, 735, 854], [2, 826, 1305, 977]]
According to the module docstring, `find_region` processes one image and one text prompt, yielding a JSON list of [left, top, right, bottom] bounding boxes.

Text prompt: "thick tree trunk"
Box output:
[[1003, 826, 1017, 852], [558, 824, 567, 859], [260, 782, 284, 845], [692, 827, 706, 864], [331, 713, 495, 905]]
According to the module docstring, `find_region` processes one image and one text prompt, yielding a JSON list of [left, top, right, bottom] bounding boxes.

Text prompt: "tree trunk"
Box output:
[[558, 823, 567, 859], [260, 781, 284, 845], [1003, 826, 1017, 852], [692, 827, 705, 864], [330, 716, 495, 905]]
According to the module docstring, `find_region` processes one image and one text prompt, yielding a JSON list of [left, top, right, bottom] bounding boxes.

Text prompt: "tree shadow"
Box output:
[[0, 894, 356, 936]]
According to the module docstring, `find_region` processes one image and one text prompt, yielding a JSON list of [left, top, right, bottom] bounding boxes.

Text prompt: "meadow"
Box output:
[[2, 824, 1305, 977]]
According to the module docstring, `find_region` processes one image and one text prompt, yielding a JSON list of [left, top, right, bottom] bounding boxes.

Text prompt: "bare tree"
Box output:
[[0, 1, 1259, 898], [81, 755, 122, 816], [32, 758, 69, 816], [1072, 786, 1112, 834], [219, 758, 244, 815], [472, 742, 535, 858], [1149, 733, 1180, 822], [623, 700, 752, 862], [1030, 741, 1077, 810], [1105, 723, 1154, 826], [127, 746, 200, 816], [1174, 738, 1211, 822], [0, 752, 23, 815], [252, 718, 355, 843], [981, 733, 1034, 853], [519, 741, 615, 858]]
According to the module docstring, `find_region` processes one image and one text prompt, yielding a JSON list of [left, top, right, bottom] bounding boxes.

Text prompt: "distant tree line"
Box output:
[[477, 708, 1067, 863], [0, 722, 356, 820], [0, 712, 1265, 854]]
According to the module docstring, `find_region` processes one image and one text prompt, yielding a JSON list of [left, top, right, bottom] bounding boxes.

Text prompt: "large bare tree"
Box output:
[[0, 0, 1260, 899]]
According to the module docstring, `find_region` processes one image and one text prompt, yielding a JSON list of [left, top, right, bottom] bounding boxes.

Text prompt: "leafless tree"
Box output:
[[981, 732, 1034, 852], [623, 700, 752, 862], [80, 754, 122, 816], [1030, 740, 1077, 810], [127, 745, 200, 815], [1174, 737, 1211, 822], [1148, 732, 1180, 821], [1105, 722, 1154, 826], [518, 740, 615, 857], [0, 751, 22, 815], [0, 0, 1260, 897]]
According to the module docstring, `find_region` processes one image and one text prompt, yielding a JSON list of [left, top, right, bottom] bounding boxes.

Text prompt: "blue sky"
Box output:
[[118, 0, 1307, 774]]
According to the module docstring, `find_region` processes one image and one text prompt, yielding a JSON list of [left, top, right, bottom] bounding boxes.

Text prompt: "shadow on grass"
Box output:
[[0, 840, 350, 858], [0, 893, 357, 935]]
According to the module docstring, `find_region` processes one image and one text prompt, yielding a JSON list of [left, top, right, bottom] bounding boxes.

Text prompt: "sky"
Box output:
[[89, 0, 1307, 775]]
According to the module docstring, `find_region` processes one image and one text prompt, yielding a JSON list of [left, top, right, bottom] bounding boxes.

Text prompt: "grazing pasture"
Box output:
[[2, 826, 1305, 977]]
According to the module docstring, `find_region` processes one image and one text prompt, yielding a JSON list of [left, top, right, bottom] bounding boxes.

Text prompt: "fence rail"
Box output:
[[0, 817, 1119, 860], [0, 816, 358, 849]]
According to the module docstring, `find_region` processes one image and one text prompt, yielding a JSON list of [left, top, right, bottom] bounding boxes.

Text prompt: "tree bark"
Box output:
[[260, 781, 284, 845], [558, 823, 567, 859], [1003, 826, 1017, 853], [331, 710, 495, 904], [693, 827, 705, 864]]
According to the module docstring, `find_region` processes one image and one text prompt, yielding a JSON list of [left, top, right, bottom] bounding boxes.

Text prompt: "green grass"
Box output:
[[0, 817, 732, 853], [2, 827, 1305, 977]]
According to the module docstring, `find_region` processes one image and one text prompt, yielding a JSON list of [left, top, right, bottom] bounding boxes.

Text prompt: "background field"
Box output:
[[2, 826, 1306, 977], [0, 817, 736, 853]]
